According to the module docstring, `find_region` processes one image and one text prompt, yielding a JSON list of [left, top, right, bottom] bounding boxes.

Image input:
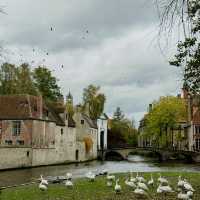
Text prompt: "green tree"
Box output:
[[16, 63, 37, 95], [144, 96, 187, 148], [82, 84, 106, 120], [33, 66, 62, 101], [0, 63, 17, 94], [157, 0, 200, 94]]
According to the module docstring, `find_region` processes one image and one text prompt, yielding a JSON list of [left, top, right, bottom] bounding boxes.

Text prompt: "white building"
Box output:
[[97, 114, 108, 150]]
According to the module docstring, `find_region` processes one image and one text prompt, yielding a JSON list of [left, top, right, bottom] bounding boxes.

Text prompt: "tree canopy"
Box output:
[[0, 63, 62, 102], [82, 84, 106, 120], [144, 96, 187, 148]]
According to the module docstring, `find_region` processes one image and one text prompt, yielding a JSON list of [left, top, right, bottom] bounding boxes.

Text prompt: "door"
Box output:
[[100, 131, 104, 150]]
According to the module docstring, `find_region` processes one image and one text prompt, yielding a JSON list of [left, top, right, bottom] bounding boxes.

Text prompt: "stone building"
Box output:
[[0, 94, 76, 169]]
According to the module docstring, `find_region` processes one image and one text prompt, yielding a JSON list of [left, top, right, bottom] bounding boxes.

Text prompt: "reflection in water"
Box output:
[[0, 155, 200, 186]]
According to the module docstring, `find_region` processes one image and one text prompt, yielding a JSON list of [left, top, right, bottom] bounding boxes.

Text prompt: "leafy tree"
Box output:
[[82, 84, 106, 120], [144, 96, 187, 148], [33, 66, 62, 101], [156, 0, 200, 94], [16, 63, 37, 95], [0, 63, 17, 94]]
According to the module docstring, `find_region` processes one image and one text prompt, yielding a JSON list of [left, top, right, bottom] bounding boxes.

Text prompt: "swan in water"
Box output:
[[114, 179, 121, 193], [66, 173, 72, 180], [39, 182, 47, 191], [40, 175, 48, 186], [147, 174, 154, 186], [125, 178, 136, 188], [158, 173, 168, 185], [65, 180, 73, 187]]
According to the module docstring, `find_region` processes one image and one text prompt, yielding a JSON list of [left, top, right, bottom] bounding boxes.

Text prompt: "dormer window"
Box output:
[[81, 120, 84, 125]]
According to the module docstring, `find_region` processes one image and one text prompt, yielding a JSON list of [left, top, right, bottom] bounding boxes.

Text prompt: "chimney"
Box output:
[[148, 104, 153, 112]]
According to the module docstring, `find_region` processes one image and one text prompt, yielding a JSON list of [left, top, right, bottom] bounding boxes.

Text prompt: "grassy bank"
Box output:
[[1, 172, 200, 200]]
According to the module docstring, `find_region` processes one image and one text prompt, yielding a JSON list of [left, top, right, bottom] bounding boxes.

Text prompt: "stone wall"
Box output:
[[0, 147, 32, 169]]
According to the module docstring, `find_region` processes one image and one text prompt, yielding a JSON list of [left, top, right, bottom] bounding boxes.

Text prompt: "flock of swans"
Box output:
[[38, 171, 195, 200]]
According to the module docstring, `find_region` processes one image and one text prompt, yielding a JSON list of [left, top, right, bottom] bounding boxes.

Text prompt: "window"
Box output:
[[195, 126, 200, 135], [27, 151, 30, 157], [17, 140, 24, 145], [5, 140, 12, 145], [81, 120, 84, 125], [61, 128, 63, 135], [12, 121, 21, 136]]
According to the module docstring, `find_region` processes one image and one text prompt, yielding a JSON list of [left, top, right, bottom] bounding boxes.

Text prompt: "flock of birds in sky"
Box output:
[[38, 170, 195, 200]]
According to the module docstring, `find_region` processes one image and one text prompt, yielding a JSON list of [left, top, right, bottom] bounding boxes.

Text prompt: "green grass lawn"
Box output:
[[1, 172, 200, 200]]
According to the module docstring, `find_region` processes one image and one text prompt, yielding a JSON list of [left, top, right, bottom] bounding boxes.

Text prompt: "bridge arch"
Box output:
[[104, 150, 125, 161]]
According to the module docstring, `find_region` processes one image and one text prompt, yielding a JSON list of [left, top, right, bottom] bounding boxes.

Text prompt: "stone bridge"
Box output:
[[98, 147, 200, 162]]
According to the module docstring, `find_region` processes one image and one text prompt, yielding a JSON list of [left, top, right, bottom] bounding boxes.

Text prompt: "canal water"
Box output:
[[0, 155, 200, 187]]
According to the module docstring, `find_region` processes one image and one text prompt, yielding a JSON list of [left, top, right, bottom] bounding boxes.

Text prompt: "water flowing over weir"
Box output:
[[1, 155, 200, 187]]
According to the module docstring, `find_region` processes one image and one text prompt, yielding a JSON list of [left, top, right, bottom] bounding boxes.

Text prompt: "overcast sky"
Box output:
[[0, 0, 182, 125]]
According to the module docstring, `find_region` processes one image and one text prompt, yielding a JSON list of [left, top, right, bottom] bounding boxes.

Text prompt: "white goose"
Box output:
[[125, 178, 136, 188], [66, 173, 72, 180], [137, 180, 148, 191], [147, 174, 154, 186], [136, 172, 146, 183], [65, 180, 73, 187], [114, 179, 121, 193], [158, 173, 168, 185], [40, 175, 48, 186], [39, 182, 47, 191]]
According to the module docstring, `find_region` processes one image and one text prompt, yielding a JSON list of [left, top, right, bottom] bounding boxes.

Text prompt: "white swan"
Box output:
[[137, 180, 148, 191], [183, 179, 195, 192], [107, 173, 115, 181], [66, 173, 72, 180], [65, 180, 73, 187], [39, 182, 47, 191], [157, 184, 174, 194], [136, 172, 146, 183], [147, 174, 154, 186], [114, 179, 121, 193], [177, 192, 192, 200], [130, 171, 137, 183], [158, 173, 168, 185], [40, 175, 48, 186], [107, 180, 112, 187], [86, 171, 95, 182], [125, 178, 136, 188], [134, 185, 146, 196], [178, 176, 185, 188]]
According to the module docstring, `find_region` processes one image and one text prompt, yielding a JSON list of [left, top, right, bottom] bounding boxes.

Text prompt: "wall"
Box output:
[[0, 147, 32, 169]]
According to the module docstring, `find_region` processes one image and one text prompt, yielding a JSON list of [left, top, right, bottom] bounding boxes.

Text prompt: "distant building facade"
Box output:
[[0, 93, 104, 170]]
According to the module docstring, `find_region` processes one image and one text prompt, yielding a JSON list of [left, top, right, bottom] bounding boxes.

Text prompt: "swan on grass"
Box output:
[[66, 173, 72, 180], [147, 174, 154, 186], [125, 178, 136, 188], [65, 180, 73, 187], [114, 179, 121, 193], [39, 182, 47, 191], [158, 173, 168, 185], [137, 180, 148, 191], [40, 175, 48, 186], [136, 172, 146, 183]]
